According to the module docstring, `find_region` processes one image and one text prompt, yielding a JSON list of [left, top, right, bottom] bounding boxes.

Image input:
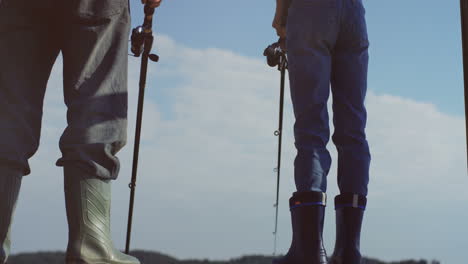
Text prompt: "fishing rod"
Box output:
[[460, 0, 468, 170], [264, 39, 288, 256], [125, 4, 160, 254]]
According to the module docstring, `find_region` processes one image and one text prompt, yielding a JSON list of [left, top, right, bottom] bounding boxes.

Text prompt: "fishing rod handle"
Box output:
[[143, 4, 155, 33]]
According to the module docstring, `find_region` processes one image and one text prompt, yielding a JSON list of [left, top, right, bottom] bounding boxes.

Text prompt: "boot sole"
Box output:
[[66, 258, 139, 264]]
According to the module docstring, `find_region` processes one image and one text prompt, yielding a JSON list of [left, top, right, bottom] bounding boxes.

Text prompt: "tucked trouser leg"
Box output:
[[286, 0, 340, 193], [0, 2, 60, 175], [330, 50, 370, 195], [56, 1, 131, 180], [288, 48, 332, 193], [330, 0, 370, 196]]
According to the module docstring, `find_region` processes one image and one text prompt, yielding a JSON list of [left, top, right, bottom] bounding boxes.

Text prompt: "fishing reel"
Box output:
[[130, 5, 159, 62], [263, 39, 286, 68], [130, 26, 146, 57]]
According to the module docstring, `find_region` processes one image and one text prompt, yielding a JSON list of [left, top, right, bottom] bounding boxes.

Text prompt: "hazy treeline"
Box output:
[[7, 251, 441, 264]]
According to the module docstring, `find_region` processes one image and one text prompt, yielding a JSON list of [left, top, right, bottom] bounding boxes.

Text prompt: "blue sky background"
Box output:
[[9, 1, 468, 264], [144, 0, 465, 116]]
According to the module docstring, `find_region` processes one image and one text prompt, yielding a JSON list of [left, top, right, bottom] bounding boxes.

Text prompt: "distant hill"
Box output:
[[6, 251, 441, 264]]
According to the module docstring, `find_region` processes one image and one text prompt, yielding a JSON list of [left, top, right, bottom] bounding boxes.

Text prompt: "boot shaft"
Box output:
[[64, 167, 140, 264], [0, 173, 22, 264], [289, 191, 327, 251], [330, 194, 366, 264], [64, 172, 113, 259], [274, 191, 328, 264]]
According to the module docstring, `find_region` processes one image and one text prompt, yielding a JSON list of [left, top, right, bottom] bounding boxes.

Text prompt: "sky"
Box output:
[[8, 0, 468, 264]]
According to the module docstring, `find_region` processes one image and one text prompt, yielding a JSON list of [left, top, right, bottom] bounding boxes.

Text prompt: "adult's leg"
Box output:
[[0, 0, 60, 176], [0, 2, 60, 262], [57, 0, 130, 179], [57, 1, 139, 263]]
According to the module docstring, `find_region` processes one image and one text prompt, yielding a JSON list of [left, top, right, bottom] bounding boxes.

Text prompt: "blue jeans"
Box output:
[[0, 0, 130, 179], [286, 0, 371, 196]]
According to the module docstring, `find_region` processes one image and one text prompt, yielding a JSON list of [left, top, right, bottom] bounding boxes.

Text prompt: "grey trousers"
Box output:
[[0, 0, 130, 179]]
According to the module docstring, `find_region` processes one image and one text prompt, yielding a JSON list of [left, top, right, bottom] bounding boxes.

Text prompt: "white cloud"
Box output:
[[11, 35, 467, 264]]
